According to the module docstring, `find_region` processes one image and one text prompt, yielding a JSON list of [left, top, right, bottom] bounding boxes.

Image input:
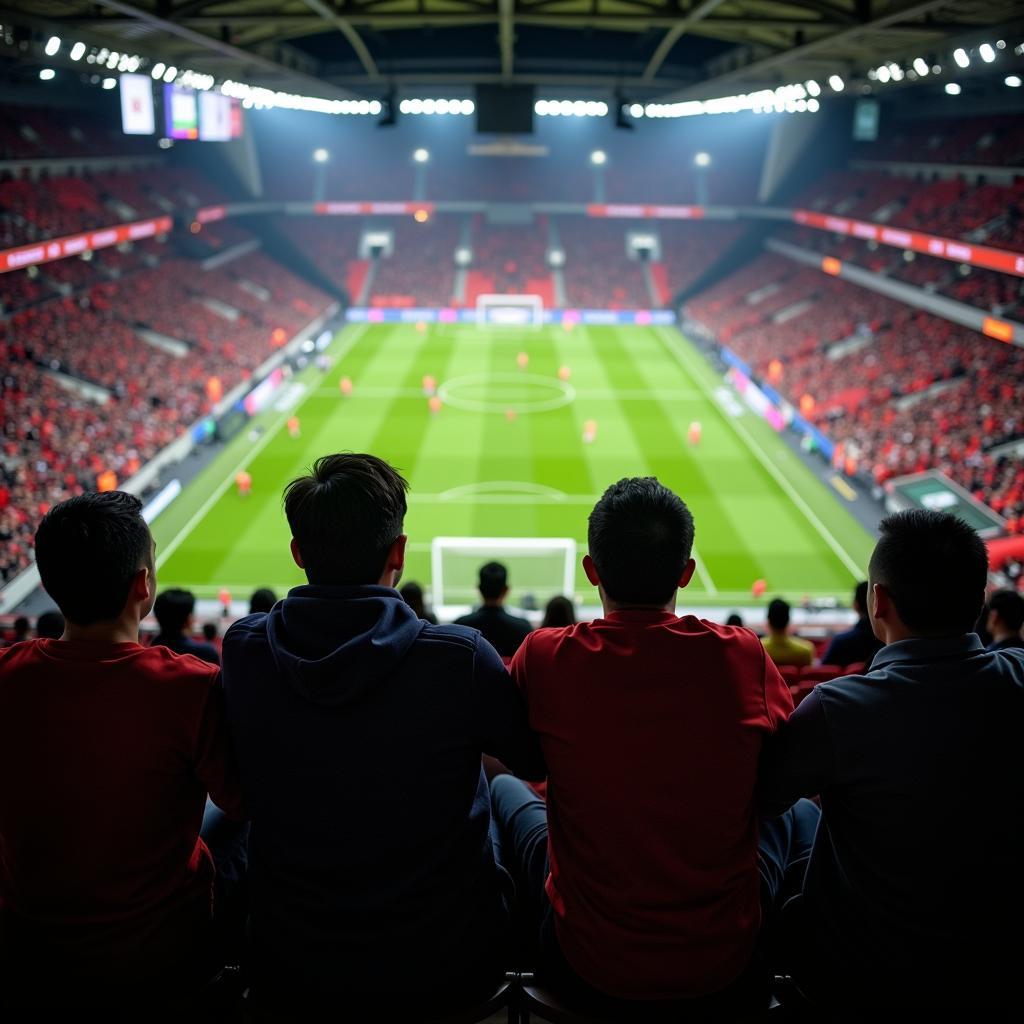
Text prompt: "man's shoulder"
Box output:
[[132, 643, 220, 687], [415, 620, 482, 652]]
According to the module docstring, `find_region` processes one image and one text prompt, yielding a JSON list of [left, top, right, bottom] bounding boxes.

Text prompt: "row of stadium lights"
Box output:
[[864, 40, 1024, 95], [34, 32, 1024, 115]]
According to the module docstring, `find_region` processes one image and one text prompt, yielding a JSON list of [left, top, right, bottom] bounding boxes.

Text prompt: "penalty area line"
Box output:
[[156, 324, 370, 570]]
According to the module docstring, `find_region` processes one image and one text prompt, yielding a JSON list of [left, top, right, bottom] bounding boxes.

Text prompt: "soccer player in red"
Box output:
[[236, 469, 252, 497], [491, 477, 818, 1011], [0, 492, 243, 1012], [287, 415, 301, 439]]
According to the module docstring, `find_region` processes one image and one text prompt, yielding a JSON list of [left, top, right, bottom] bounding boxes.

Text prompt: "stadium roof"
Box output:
[[7, 0, 1024, 98]]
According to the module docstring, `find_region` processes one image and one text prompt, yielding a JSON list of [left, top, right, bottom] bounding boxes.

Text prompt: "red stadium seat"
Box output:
[[800, 666, 844, 685]]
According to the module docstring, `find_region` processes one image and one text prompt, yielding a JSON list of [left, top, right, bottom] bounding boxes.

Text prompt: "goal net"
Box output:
[[431, 536, 577, 619], [475, 293, 544, 327]]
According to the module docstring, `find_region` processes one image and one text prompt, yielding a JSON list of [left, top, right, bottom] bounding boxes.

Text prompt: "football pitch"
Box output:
[[152, 322, 876, 610]]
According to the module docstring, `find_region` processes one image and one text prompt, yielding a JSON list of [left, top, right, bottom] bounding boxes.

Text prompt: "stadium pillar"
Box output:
[[313, 161, 328, 202], [591, 165, 606, 203]]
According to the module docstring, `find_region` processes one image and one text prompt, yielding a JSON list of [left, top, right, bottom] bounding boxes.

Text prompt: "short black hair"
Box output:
[[13, 616, 29, 638], [726, 612, 744, 627], [35, 610, 65, 639], [869, 510, 988, 636], [767, 598, 791, 631], [284, 453, 408, 585], [34, 492, 152, 626], [202, 622, 218, 642], [154, 588, 196, 636], [249, 587, 278, 614], [478, 562, 509, 601], [989, 589, 1024, 633], [588, 477, 694, 606], [541, 595, 576, 628], [400, 581, 427, 616], [854, 580, 869, 616]]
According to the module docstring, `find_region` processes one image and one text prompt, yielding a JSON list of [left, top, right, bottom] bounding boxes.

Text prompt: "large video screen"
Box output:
[[120, 74, 155, 135], [199, 91, 232, 141], [164, 83, 199, 140]]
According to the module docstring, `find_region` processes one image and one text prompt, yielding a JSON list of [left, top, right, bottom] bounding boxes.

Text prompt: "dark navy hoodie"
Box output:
[[222, 584, 544, 1003]]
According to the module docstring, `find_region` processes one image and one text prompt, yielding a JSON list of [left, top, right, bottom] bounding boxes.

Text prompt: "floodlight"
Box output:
[[39, 68, 55, 81], [45, 36, 61, 57], [913, 58, 929, 76], [590, 150, 607, 166], [163, 66, 178, 82], [953, 48, 969, 68], [945, 82, 962, 95], [979, 43, 996, 63], [1006, 75, 1022, 88], [70, 42, 85, 61], [694, 151, 711, 167], [313, 148, 329, 163], [102, 77, 116, 90], [805, 80, 821, 97], [151, 61, 166, 79], [413, 148, 430, 163]]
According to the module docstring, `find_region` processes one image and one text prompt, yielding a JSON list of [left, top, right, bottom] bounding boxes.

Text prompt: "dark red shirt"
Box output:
[[0, 639, 242, 985], [511, 611, 793, 999]]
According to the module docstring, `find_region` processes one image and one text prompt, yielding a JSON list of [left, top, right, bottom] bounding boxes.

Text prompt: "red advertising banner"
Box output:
[[587, 204, 704, 220], [0, 215, 173, 275], [313, 201, 436, 217], [792, 209, 1024, 279], [196, 205, 227, 224]]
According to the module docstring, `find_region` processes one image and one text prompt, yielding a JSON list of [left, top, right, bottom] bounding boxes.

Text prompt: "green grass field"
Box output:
[[152, 322, 876, 611]]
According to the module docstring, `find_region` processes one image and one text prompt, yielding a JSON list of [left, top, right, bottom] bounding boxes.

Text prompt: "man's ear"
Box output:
[[290, 538, 305, 570], [133, 564, 154, 616], [385, 534, 407, 575], [678, 558, 697, 590], [582, 554, 600, 587]]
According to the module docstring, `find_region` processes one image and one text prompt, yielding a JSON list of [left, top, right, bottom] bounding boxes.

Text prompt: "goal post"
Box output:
[[431, 536, 577, 619], [475, 293, 544, 327]]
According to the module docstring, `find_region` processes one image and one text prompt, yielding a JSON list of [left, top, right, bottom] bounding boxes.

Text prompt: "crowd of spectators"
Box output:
[[853, 113, 1024, 167], [560, 218, 651, 308]]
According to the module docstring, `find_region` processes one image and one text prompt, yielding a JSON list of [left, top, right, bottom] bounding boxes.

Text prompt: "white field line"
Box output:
[[691, 547, 719, 595], [156, 324, 370, 570], [656, 327, 864, 578], [311, 386, 703, 401]]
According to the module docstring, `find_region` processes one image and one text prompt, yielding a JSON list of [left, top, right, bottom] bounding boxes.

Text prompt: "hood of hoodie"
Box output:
[[264, 584, 425, 707]]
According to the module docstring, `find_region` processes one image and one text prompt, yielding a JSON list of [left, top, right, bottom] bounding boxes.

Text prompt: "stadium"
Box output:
[[2, 0, 1024, 1019]]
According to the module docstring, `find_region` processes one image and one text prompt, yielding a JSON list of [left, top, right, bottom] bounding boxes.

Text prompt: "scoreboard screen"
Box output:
[[164, 84, 199, 140]]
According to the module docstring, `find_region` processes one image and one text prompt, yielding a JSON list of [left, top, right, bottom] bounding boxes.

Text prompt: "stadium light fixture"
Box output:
[[312, 148, 329, 163], [102, 77, 116, 90], [694, 151, 711, 167], [590, 150, 607, 166], [805, 80, 821, 97], [413, 147, 430, 163], [1005, 75, 1022, 87], [628, 103, 644, 118], [913, 58, 929, 76], [979, 43, 996, 63], [70, 42, 85, 61], [945, 82, 962, 95], [875, 65, 891, 83], [829, 75, 845, 91], [151, 61, 166, 80], [163, 65, 178, 83], [39, 68, 55, 81], [953, 48, 970, 68], [807, 98, 820, 112], [44, 36, 60, 57]]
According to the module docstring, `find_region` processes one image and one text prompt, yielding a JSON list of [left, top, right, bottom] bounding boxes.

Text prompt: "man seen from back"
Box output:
[[984, 588, 1024, 651], [152, 586, 221, 665], [492, 477, 817, 1010], [762, 597, 814, 667], [0, 492, 242, 1012], [221, 453, 545, 1013], [821, 580, 883, 668], [454, 561, 532, 657], [760, 510, 1024, 1012]]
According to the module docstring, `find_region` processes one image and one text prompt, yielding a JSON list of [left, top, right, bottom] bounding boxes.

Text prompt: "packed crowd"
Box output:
[[854, 112, 1024, 167], [560, 218, 651, 308], [2, 459, 1022, 1019]]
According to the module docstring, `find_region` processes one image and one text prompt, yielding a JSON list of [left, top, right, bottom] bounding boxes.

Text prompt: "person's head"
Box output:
[[868, 510, 988, 643], [986, 589, 1024, 640], [400, 581, 428, 617], [34, 491, 155, 627], [726, 612, 744, 628], [853, 580, 869, 618], [249, 587, 277, 614], [284, 453, 409, 586], [584, 477, 695, 609], [478, 562, 509, 604], [35, 610, 65, 639], [13, 615, 29, 640], [153, 588, 196, 638], [202, 622, 218, 643], [766, 598, 791, 633], [542, 595, 576, 628]]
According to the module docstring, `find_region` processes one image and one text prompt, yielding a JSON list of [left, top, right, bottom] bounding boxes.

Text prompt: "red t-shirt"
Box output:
[[0, 639, 243, 986], [511, 611, 793, 999]]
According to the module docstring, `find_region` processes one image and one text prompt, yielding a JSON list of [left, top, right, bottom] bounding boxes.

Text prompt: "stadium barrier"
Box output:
[[344, 307, 676, 325], [0, 303, 341, 614]]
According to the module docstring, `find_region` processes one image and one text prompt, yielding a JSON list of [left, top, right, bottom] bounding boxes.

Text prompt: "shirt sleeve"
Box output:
[[757, 687, 834, 818], [193, 672, 246, 820], [472, 633, 546, 781]]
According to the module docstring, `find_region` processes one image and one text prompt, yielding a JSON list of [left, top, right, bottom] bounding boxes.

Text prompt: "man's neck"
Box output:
[[62, 617, 140, 645], [601, 597, 676, 616], [482, 599, 504, 609], [992, 627, 1020, 644]]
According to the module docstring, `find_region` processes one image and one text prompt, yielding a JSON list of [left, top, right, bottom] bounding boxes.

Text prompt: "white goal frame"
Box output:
[[475, 293, 544, 327], [431, 536, 577, 620]]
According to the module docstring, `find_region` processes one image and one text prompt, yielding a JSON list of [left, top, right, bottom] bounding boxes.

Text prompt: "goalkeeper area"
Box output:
[[151, 321, 876, 613]]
